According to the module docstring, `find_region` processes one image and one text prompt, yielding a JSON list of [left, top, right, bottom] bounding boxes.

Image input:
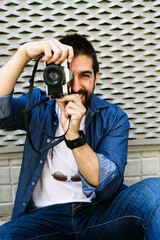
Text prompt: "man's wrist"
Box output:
[[65, 131, 80, 141], [18, 44, 32, 63], [65, 131, 86, 149]]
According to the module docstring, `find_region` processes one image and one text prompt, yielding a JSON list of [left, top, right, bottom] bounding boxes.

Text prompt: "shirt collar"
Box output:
[[89, 94, 109, 113]]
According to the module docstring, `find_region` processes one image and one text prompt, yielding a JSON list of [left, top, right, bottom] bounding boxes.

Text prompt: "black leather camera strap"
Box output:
[[23, 56, 70, 154]]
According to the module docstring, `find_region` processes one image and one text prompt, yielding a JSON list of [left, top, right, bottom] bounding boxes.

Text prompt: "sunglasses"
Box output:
[[52, 171, 81, 182]]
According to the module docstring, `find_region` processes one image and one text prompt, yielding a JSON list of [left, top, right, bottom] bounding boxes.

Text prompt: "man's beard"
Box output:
[[71, 88, 94, 110]]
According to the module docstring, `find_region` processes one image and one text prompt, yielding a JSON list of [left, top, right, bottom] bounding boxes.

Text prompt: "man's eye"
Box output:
[[82, 74, 90, 78]]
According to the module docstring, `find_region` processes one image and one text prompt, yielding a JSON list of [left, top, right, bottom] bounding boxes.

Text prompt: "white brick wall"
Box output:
[[124, 145, 160, 186], [0, 144, 160, 216], [0, 147, 22, 216]]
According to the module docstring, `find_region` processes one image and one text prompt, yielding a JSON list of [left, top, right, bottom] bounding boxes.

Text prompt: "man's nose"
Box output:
[[71, 77, 81, 93]]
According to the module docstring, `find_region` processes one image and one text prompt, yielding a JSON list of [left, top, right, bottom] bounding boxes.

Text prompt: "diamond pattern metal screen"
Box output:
[[0, 0, 160, 148]]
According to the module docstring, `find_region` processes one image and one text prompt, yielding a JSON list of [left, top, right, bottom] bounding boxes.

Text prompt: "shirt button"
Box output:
[[47, 139, 51, 143], [22, 202, 26, 207], [53, 121, 57, 126], [32, 181, 36, 186], [40, 160, 43, 164]]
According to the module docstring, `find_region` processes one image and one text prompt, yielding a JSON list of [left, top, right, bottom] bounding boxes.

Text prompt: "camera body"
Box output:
[[43, 59, 72, 98]]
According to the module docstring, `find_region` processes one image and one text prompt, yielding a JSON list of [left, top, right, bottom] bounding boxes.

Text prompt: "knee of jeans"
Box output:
[[141, 177, 160, 190], [140, 177, 160, 200]]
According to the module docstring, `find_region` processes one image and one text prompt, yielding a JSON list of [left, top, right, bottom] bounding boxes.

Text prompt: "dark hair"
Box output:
[[60, 34, 99, 76]]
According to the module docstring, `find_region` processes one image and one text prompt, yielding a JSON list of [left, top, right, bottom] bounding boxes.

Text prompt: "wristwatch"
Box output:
[[65, 131, 86, 149]]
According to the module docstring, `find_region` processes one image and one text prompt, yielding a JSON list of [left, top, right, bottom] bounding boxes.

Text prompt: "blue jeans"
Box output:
[[0, 177, 160, 240]]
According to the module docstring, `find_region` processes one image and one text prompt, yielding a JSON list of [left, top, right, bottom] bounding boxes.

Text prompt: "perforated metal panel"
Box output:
[[0, 0, 160, 147]]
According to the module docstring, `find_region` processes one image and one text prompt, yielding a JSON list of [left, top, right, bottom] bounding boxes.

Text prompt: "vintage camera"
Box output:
[[43, 59, 72, 98]]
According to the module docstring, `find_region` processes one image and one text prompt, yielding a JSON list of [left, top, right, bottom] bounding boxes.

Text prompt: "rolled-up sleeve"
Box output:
[[80, 154, 116, 198], [0, 92, 13, 119]]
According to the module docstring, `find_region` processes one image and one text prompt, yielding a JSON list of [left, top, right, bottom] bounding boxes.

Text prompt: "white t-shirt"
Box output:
[[31, 103, 91, 208]]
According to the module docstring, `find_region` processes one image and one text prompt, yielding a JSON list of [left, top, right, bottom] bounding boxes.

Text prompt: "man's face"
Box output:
[[69, 54, 99, 109]]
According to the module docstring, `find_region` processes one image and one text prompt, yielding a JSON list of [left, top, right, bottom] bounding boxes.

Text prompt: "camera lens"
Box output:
[[48, 71, 59, 81], [43, 64, 65, 86]]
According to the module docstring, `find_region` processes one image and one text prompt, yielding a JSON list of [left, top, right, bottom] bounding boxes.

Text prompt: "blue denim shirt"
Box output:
[[0, 89, 130, 219]]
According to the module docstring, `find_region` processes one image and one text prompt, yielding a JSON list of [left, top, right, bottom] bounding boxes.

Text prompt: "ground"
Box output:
[[0, 214, 11, 226]]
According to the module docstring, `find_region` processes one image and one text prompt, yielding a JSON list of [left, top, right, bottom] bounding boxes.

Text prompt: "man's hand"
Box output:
[[57, 94, 86, 140], [19, 39, 73, 64]]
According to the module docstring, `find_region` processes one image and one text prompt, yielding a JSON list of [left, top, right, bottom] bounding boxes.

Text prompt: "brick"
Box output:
[[0, 152, 22, 160], [0, 203, 13, 217], [124, 160, 140, 177], [141, 151, 158, 158], [11, 166, 21, 184], [0, 160, 9, 166], [0, 167, 10, 184], [124, 177, 141, 186], [127, 152, 140, 159], [142, 159, 158, 176], [10, 159, 22, 166], [0, 186, 12, 202]]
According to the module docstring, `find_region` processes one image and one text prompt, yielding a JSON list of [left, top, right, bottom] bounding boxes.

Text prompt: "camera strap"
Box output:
[[23, 56, 70, 154]]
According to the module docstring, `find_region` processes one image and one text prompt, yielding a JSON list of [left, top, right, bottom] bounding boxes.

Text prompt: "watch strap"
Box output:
[[65, 130, 86, 149]]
